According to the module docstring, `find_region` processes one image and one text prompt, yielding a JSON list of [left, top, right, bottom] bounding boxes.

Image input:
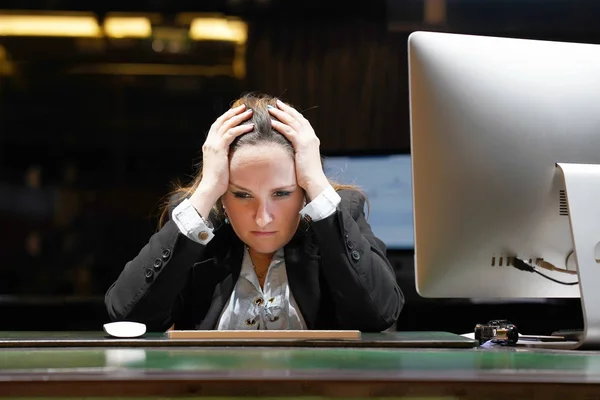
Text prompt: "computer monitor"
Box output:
[[323, 153, 413, 250], [408, 31, 600, 348]]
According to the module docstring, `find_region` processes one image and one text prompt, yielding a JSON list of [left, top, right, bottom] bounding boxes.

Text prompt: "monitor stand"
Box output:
[[557, 162, 600, 349]]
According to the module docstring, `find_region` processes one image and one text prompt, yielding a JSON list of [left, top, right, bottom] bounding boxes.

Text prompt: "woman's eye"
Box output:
[[233, 192, 251, 198], [274, 191, 291, 197]]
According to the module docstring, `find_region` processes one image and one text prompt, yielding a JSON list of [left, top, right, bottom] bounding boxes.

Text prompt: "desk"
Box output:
[[1, 332, 599, 399], [0, 331, 477, 348]]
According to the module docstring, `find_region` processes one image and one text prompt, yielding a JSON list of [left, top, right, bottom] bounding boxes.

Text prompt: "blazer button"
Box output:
[[351, 250, 361, 261], [346, 240, 354, 249], [153, 258, 163, 271], [144, 268, 154, 280], [198, 231, 209, 241], [161, 248, 171, 260]]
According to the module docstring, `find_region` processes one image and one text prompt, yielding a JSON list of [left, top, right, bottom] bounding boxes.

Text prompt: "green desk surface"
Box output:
[[0, 330, 478, 348], [2, 345, 600, 398], [2, 345, 600, 377]]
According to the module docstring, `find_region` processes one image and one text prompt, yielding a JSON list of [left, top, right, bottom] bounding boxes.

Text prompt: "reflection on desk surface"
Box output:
[[1, 347, 600, 379]]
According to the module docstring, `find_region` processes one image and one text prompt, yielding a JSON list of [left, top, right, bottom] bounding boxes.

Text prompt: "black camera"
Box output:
[[474, 319, 519, 345]]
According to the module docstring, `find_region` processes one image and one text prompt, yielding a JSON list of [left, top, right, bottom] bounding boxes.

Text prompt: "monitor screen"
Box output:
[[408, 31, 600, 300], [323, 154, 413, 250]]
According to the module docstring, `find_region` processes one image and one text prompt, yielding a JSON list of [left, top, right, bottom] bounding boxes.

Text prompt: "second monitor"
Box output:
[[323, 153, 413, 251]]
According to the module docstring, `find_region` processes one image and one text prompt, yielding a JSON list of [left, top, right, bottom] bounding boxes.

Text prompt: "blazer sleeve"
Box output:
[[311, 189, 404, 332], [104, 209, 210, 332]]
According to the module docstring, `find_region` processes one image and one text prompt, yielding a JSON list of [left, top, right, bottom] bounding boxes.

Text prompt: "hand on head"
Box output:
[[267, 99, 329, 200], [188, 94, 329, 253], [199, 104, 255, 199]]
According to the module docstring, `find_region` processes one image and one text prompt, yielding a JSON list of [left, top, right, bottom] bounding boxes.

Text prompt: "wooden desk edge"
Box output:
[[2, 378, 600, 398], [0, 339, 478, 348]]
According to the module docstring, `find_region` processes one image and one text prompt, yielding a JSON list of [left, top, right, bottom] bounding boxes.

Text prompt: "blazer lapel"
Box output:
[[197, 236, 244, 329], [284, 234, 321, 329]]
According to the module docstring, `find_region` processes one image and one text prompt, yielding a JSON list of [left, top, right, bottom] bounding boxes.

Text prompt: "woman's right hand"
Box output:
[[189, 104, 254, 218]]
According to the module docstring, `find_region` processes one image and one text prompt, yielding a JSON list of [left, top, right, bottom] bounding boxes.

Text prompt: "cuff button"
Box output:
[[198, 231, 209, 240]]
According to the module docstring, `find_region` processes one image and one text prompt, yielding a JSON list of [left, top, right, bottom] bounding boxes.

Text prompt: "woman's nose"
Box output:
[[255, 201, 273, 228]]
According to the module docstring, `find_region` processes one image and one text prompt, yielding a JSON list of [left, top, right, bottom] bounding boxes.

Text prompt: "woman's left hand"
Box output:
[[268, 99, 330, 200]]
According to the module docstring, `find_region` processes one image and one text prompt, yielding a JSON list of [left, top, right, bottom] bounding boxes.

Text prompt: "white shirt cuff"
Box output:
[[300, 185, 341, 222], [172, 198, 215, 245]]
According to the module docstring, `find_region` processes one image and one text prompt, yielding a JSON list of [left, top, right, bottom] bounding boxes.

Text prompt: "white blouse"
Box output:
[[216, 247, 306, 330]]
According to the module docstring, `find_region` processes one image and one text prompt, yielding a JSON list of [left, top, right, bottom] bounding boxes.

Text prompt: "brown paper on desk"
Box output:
[[167, 330, 361, 340]]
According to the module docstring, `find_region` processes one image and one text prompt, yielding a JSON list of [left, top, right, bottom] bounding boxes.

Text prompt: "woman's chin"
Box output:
[[245, 236, 287, 254]]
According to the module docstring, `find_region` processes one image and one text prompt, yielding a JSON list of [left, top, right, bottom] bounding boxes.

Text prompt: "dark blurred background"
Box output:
[[0, 0, 596, 333]]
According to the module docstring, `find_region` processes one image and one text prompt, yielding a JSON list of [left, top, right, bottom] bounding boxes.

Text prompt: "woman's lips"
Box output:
[[251, 231, 277, 236]]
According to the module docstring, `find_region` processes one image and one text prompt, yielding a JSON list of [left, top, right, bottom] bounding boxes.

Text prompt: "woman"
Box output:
[[105, 93, 403, 332]]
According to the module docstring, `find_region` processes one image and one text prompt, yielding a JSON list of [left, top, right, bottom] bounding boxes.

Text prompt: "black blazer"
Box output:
[[105, 189, 404, 332]]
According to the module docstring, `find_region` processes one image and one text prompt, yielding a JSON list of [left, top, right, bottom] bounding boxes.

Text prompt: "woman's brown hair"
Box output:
[[158, 92, 365, 229]]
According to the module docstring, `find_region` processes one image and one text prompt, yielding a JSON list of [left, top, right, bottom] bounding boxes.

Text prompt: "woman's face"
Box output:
[[221, 143, 305, 255]]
